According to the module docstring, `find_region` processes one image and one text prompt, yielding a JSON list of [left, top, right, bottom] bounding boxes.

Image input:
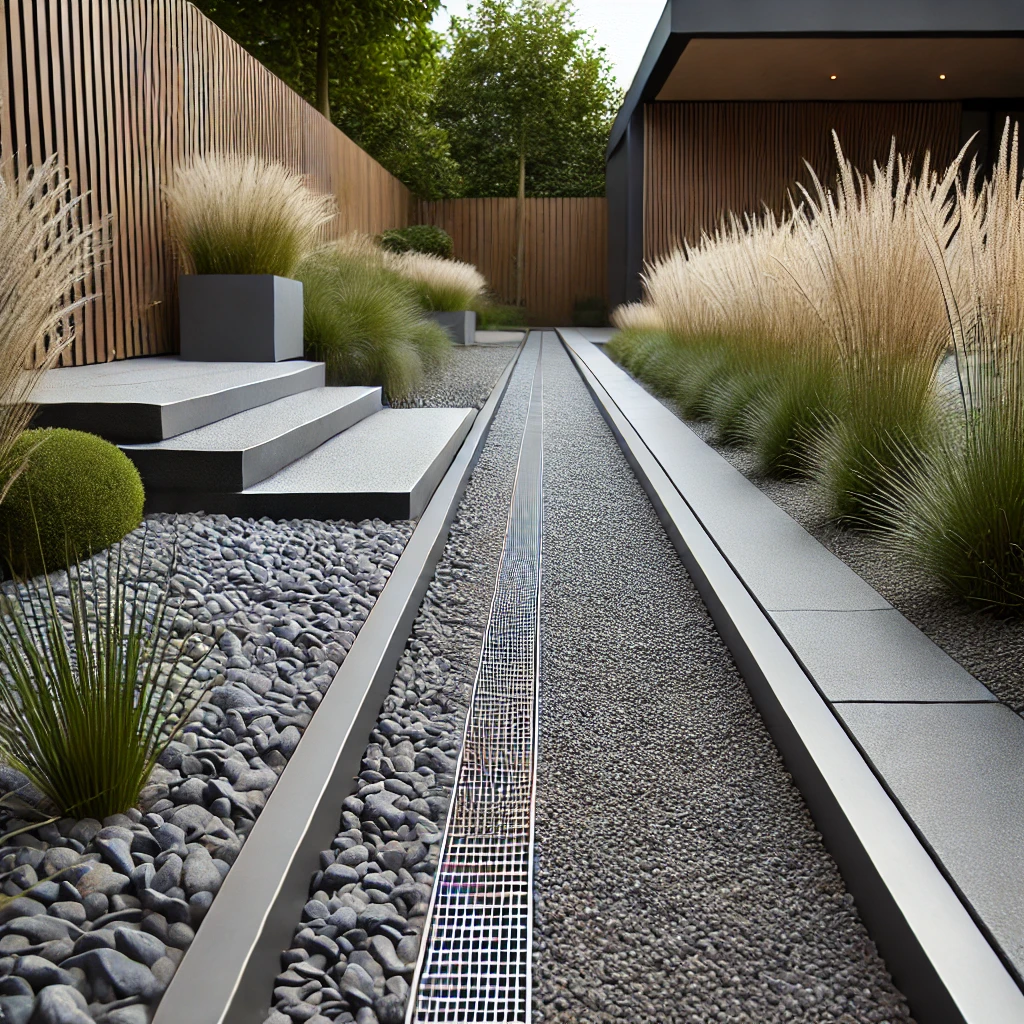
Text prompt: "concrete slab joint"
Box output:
[[556, 327, 1024, 1024]]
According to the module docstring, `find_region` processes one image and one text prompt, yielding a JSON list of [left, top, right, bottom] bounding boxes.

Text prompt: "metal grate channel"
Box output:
[[407, 336, 544, 1024]]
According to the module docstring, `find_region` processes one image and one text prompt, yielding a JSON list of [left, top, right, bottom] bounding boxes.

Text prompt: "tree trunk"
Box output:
[[515, 147, 526, 308], [316, 1, 331, 120]]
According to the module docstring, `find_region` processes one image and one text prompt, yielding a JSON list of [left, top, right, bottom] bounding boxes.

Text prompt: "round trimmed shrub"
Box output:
[[0, 428, 144, 576], [378, 225, 454, 260]]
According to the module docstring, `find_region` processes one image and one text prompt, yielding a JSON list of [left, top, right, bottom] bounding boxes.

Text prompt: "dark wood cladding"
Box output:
[[416, 197, 608, 326], [644, 101, 963, 265], [0, 0, 411, 365]]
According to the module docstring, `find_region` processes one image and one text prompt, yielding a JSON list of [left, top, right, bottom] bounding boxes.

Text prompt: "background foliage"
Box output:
[[192, 0, 619, 200]]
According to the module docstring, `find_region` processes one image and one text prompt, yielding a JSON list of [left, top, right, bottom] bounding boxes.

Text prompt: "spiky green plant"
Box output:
[[165, 154, 337, 277], [0, 537, 212, 818]]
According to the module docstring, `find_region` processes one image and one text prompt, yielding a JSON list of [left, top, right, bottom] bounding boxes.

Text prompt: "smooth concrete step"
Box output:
[[31, 357, 325, 442], [146, 407, 476, 520], [121, 386, 382, 492]]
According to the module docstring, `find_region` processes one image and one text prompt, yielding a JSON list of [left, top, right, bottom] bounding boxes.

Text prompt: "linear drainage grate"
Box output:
[[407, 336, 543, 1024]]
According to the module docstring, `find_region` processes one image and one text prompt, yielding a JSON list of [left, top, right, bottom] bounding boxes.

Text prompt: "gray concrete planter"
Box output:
[[179, 274, 304, 362], [428, 310, 477, 346]]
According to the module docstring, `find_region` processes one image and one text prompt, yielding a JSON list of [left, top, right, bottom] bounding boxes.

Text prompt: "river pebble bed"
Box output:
[[261, 345, 535, 1024], [534, 338, 912, 1023], [0, 513, 412, 1024], [393, 342, 520, 410]]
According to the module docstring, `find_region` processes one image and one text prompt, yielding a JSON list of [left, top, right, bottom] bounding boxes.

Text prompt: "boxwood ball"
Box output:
[[0, 428, 144, 576]]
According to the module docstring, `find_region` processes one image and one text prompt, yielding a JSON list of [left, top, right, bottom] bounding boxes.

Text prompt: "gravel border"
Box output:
[[533, 338, 912, 1024], [0, 514, 412, 1023], [262, 348, 538, 1024], [394, 344, 520, 410]]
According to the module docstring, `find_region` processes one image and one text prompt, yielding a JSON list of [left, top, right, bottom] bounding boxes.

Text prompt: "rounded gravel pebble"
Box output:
[[393, 343, 521, 410], [532, 339, 912, 1023]]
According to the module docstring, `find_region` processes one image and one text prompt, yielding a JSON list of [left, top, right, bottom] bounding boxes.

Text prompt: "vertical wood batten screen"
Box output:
[[0, 0, 411, 365], [644, 101, 962, 266], [416, 197, 608, 326]]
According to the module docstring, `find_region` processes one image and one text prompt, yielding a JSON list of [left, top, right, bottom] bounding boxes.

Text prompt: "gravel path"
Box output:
[[0, 514, 411, 1023], [263, 345, 536, 1024], [395, 343, 520, 410], [681, 419, 1024, 714], [534, 337, 911, 1024]]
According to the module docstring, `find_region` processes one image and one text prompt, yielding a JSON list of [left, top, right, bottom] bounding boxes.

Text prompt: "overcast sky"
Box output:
[[430, 0, 667, 92]]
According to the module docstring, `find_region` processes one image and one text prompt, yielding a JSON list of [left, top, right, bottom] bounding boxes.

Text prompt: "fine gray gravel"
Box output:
[[0, 514, 411, 1023], [394, 343, 520, 410], [683, 419, 1024, 714], [534, 337, 911, 1024], [263, 345, 536, 1024]]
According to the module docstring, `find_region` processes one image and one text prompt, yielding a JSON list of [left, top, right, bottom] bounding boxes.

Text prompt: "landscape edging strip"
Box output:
[[152, 340, 526, 1024], [558, 328, 1024, 1024]]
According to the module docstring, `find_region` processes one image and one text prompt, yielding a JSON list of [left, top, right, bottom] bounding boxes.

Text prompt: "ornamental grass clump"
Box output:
[[387, 251, 487, 312], [0, 155, 99, 500], [165, 154, 336, 277], [298, 237, 451, 401], [789, 136, 966, 521], [0, 538, 212, 818], [878, 121, 1024, 610]]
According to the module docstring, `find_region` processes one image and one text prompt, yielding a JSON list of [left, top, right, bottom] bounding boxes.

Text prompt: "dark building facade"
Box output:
[[608, 0, 1024, 309]]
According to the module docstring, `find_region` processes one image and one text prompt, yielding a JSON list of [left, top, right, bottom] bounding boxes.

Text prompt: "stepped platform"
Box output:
[[31, 357, 324, 442], [121, 387, 381, 491], [146, 407, 476, 520]]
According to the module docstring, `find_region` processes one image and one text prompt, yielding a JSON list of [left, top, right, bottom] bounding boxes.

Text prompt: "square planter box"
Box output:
[[427, 310, 477, 346], [179, 274, 304, 362]]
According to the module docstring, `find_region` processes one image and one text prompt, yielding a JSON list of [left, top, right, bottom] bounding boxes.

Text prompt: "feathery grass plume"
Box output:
[[611, 301, 664, 332], [386, 251, 487, 312], [0, 155, 100, 500], [0, 536, 212, 818], [879, 120, 1024, 609], [298, 239, 428, 402], [788, 134, 965, 522], [165, 154, 337, 277]]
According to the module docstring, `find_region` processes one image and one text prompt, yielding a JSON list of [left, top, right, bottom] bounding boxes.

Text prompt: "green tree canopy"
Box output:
[[193, 0, 461, 199], [433, 0, 620, 199]]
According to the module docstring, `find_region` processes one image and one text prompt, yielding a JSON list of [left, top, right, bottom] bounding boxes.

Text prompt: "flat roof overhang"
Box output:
[[608, 0, 1024, 156]]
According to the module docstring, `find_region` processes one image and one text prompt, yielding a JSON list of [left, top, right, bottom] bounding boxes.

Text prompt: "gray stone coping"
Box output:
[[31, 356, 325, 442], [557, 327, 1024, 1024], [122, 386, 382, 491], [147, 408, 476, 521]]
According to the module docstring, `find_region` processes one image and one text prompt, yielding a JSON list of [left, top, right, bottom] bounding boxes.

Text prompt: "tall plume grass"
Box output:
[[165, 154, 336, 277], [879, 121, 1024, 609], [0, 155, 100, 501], [790, 136, 966, 520], [387, 251, 487, 312]]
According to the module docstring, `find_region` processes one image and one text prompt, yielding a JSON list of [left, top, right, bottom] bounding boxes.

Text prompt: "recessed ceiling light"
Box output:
[[830, 74, 837, 80], [939, 73, 946, 80]]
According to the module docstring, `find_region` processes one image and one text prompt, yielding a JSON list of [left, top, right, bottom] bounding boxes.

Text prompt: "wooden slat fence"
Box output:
[[644, 101, 963, 266], [0, 0, 411, 365], [416, 197, 608, 326]]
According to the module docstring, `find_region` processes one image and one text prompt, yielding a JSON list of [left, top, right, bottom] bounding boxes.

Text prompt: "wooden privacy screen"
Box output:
[[0, 0, 411, 365], [644, 101, 963, 266], [416, 198, 608, 326]]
